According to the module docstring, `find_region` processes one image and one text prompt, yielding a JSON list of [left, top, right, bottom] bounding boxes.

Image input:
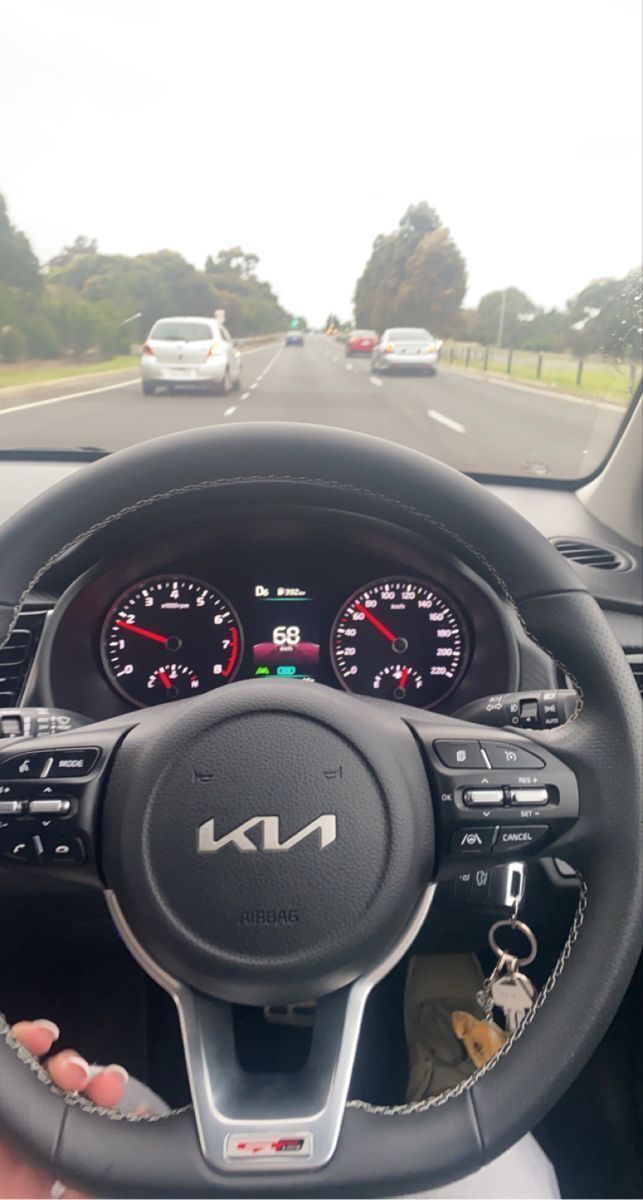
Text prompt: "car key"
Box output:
[[490, 971, 537, 1031]]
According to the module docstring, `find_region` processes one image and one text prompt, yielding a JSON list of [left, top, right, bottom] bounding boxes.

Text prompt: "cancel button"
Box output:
[[493, 825, 549, 854]]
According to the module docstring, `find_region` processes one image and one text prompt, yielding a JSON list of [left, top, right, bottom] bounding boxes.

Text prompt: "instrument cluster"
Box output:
[[39, 509, 517, 720]]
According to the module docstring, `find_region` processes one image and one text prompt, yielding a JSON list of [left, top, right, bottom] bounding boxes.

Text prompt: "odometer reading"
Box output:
[[101, 576, 242, 707], [331, 578, 467, 708]]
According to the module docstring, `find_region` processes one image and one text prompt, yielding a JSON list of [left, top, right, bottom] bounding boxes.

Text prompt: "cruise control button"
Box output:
[[463, 788, 504, 806], [493, 825, 549, 853], [509, 788, 549, 806], [434, 741, 486, 769], [46, 748, 99, 778], [481, 743, 545, 769], [451, 826, 497, 854], [39, 834, 86, 865], [28, 798, 72, 816]]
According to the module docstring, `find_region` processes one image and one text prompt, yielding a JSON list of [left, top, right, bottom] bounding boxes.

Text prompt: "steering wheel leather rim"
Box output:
[[0, 422, 640, 1198]]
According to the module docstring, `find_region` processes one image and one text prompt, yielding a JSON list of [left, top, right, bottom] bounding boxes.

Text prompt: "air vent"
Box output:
[[0, 611, 48, 707], [627, 654, 643, 697], [551, 538, 631, 572]]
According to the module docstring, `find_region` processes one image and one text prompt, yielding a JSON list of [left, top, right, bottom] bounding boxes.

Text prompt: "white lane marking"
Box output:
[[427, 409, 466, 434], [345, 363, 353, 371], [370, 376, 383, 388], [250, 382, 258, 390], [241, 392, 250, 400], [259, 345, 283, 379], [0, 377, 138, 418], [0, 342, 279, 417], [224, 406, 237, 417]]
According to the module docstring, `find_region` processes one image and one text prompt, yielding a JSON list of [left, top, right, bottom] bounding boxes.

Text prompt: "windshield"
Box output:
[[0, 0, 641, 480], [149, 321, 213, 342]]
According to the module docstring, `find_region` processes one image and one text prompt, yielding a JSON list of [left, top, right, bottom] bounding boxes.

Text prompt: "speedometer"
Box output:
[[331, 577, 468, 708], [101, 576, 242, 707]]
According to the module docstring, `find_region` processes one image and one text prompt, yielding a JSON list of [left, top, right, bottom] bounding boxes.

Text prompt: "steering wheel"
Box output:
[[0, 423, 640, 1198]]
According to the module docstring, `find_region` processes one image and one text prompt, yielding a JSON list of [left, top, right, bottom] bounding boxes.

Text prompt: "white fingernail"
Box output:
[[104, 1063, 129, 1084], [34, 1019, 60, 1041], [66, 1055, 90, 1082]]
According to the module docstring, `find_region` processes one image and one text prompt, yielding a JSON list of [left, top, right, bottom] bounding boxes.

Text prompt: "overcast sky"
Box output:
[[1, 0, 641, 324]]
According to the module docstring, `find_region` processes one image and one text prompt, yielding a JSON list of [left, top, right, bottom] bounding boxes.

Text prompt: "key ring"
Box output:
[[488, 918, 538, 966]]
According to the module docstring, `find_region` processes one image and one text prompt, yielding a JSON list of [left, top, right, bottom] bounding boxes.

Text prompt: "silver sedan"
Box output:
[[372, 328, 441, 375]]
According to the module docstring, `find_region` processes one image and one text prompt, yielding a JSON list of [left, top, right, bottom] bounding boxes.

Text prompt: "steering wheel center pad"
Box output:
[[103, 680, 434, 1005]]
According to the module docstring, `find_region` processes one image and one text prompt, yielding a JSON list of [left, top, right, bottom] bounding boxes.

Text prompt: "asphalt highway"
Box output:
[[0, 335, 624, 478]]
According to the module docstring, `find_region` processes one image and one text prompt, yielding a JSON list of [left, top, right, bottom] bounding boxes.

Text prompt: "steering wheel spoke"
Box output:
[[106, 880, 435, 1173], [0, 721, 132, 884], [406, 714, 580, 876]]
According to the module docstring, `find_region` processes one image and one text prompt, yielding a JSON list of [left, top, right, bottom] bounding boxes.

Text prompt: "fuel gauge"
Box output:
[[372, 665, 423, 703]]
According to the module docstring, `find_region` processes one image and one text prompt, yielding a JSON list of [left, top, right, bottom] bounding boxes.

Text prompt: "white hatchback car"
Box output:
[[140, 316, 242, 395]]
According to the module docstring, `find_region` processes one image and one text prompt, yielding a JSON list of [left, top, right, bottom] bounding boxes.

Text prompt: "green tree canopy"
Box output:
[[353, 203, 466, 335], [473, 288, 537, 347], [0, 194, 41, 291]]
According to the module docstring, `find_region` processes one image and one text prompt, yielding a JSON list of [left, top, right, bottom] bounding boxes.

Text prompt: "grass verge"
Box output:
[[0, 356, 138, 389]]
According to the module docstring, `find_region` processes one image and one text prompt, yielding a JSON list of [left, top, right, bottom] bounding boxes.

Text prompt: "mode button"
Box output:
[[45, 749, 100, 778]]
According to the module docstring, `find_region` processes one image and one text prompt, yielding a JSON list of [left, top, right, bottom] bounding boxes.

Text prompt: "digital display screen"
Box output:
[[251, 583, 319, 681]]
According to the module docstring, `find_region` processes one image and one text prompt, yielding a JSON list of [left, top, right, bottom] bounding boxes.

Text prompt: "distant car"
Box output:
[[285, 330, 305, 346], [140, 316, 241, 395], [372, 328, 441, 375], [345, 330, 378, 356]]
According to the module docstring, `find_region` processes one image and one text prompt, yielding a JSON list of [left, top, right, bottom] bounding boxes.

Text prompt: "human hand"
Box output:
[[0, 1019, 128, 1199]]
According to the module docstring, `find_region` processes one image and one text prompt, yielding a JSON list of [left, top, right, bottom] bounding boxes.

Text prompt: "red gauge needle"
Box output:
[[354, 601, 396, 643], [399, 667, 410, 690], [116, 619, 167, 645], [158, 670, 172, 691]]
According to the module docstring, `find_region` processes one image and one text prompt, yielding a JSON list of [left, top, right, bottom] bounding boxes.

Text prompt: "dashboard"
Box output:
[[36, 507, 520, 722]]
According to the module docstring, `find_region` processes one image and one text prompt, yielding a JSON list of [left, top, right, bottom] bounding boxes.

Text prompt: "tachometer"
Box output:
[[101, 576, 242, 707], [331, 577, 468, 708]]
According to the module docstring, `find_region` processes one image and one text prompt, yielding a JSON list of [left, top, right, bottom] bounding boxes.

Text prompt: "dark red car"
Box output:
[[345, 329, 378, 356]]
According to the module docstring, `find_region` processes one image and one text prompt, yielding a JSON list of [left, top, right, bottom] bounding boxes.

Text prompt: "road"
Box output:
[[0, 336, 624, 478]]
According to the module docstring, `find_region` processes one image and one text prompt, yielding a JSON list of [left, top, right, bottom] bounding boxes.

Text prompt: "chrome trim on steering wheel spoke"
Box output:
[[105, 883, 436, 1172]]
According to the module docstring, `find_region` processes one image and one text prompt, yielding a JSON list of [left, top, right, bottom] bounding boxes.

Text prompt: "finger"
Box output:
[[44, 1049, 91, 1093], [83, 1064, 128, 1108], [10, 1019, 60, 1059]]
